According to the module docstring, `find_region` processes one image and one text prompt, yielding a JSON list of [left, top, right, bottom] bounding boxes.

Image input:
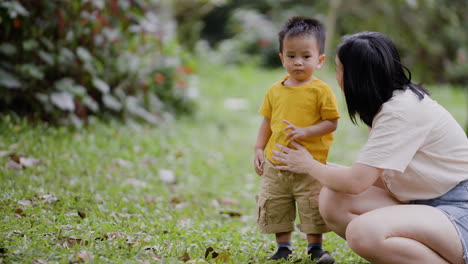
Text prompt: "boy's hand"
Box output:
[[254, 149, 265, 176], [283, 120, 309, 140]]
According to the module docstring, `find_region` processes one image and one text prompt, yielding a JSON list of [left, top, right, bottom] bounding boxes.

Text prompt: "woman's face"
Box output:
[[335, 55, 343, 91]]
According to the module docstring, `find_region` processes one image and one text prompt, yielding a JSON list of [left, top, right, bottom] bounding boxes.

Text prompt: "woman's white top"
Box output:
[[357, 88, 468, 202]]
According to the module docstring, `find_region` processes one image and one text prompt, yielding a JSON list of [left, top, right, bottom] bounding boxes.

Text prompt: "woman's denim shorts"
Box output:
[[411, 180, 468, 263]]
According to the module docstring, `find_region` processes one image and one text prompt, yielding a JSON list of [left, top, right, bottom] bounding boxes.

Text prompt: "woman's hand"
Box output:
[[283, 120, 309, 140], [272, 140, 317, 174]]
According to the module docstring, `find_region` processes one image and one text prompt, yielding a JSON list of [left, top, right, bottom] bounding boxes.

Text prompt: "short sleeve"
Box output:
[[320, 86, 340, 120], [259, 89, 272, 118], [357, 111, 429, 172]]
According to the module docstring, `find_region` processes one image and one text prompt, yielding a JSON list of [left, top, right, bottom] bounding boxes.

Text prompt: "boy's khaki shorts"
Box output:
[[256, 159, 329, 234]]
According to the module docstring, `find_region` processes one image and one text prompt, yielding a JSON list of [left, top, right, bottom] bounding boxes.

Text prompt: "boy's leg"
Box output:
[[276, 232, 292, 243], [268, 232, 293, 260], [306, 233, 322, 244], [293, 172, 334, 263], [306, 234, 334, 263], [257, 161, 296, 260]]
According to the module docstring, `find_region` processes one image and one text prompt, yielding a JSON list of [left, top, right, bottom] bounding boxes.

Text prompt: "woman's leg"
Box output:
[[318, 185, 464, 264], [319, 185, 400, 238], [345, 205, 464, 264]]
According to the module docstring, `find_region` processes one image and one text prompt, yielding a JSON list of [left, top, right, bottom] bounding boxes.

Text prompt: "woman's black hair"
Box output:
[[337, 32, 429, 127]]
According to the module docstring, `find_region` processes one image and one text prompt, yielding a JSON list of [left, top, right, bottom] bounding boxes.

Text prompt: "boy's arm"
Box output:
[[284, 118, 338, 141], [254, 117, 272, 176]]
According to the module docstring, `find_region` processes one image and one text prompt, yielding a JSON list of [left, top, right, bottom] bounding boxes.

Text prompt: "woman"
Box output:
[[272, 32, 468, 264]]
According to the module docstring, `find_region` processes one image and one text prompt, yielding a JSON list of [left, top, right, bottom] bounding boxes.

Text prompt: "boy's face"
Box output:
[[279, 35, 325, 84]]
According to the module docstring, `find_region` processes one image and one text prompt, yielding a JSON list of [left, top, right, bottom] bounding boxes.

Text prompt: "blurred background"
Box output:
[[0, 1, 466, 262], [0, 0, 467, 129]]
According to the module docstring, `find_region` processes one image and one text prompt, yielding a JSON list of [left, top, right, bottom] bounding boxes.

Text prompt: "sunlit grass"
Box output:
[[0, 63, 466, 263]]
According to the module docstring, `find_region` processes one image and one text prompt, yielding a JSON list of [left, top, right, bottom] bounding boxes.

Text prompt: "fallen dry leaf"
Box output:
[[13, 208, 26, 217], [6, 156, 41, 170], [78, 210, 86, 219], [219, 211, 242, 217], [113, 158, 133, 168], [159, 169, 176, 184], [170, 196, 181, 204], [204, 247, 230, 263], [186, 260, 207, 264], [214, 253, 230, 263], [5, 160, 22, 170], [61, 237, 88, 248], [111, 212, 142, 218], [123, 178, 147, 187], [178, 218, 192, 228], [11, 154, 20, 163], [127, 240, 149, 248], [217, 198, 240, 206], [144, 196, 163, 204], [103, 232, 127, 240], [19, 157, 41, 168], [37, 194, 59, 203], [175, 202, 189, 210], [141, 157, 156, 167], [18, 199, 33, 206], [174, 151, 184, 159], [71, 250, 94, 262], [0, 150, 12, 157], [179, 252, 191, 262], [205, 247, 219, 259]]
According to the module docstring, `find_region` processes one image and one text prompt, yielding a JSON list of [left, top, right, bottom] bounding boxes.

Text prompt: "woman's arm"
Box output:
[[272, 141, 381, 194]]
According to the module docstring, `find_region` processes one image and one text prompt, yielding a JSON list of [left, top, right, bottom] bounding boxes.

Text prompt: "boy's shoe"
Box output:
[[268, 247, 293, 261], [308, 249, 335, 264]]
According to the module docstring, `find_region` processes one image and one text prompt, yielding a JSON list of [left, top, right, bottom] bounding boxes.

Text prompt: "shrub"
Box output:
[[202, 1, 467, 86], [201, 1, 327, 68], [0, 0, 196, 127]]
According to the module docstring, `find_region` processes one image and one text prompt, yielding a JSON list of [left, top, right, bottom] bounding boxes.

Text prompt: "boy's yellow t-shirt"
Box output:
[[259, 76, 340, 164]]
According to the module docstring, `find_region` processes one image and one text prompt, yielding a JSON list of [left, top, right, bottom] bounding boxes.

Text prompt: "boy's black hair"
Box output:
[[278, 16, 326, 54], [337, 31, 429, 127]]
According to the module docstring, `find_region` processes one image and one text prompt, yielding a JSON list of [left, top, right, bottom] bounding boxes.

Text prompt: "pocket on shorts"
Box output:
[[256, 194, 268, 226]]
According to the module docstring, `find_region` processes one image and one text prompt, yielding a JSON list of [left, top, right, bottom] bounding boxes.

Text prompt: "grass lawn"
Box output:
[[0, 63, 466, 264]]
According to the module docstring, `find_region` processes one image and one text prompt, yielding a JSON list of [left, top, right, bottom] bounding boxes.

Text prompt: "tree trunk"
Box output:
[[325, 0, 342, 56]]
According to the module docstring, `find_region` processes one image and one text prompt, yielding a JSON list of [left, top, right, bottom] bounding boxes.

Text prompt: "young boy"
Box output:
[[254, 17, 339, 263]]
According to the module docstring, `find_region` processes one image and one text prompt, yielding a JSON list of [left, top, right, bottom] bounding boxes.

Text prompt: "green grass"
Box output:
[[0, 63, 466, 264]]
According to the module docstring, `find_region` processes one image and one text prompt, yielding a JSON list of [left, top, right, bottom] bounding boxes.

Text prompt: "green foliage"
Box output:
[[202, 0, 467, 85], [202, 0, 325, 68], [0, 0, 196, 126], [335, 0, 468, 85], [172, 0, 229, 51]]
